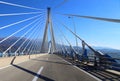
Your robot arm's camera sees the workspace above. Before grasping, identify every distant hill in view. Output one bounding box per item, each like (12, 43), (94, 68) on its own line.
(0, 37), (42, 53)
(93, 47), (120, 58)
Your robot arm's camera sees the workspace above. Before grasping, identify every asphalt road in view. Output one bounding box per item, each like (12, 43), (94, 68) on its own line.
(0, 54), (100, 81)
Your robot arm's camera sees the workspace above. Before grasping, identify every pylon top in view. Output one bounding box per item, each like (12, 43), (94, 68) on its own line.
(47, 7), (51, 11)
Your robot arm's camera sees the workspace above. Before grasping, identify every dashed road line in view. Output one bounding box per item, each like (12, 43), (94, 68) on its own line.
(32, 66), (44, 81)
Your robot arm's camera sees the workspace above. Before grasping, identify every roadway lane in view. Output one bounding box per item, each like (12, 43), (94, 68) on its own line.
(0, 54), (100, 81)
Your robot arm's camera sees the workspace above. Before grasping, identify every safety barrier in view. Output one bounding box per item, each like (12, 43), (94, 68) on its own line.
(0, 54), (46, 68)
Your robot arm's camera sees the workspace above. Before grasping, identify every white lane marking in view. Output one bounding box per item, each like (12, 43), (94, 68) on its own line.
(62, 59), (102, 81)
(32, 66), (44, 81)
(62, 59), (72, 65)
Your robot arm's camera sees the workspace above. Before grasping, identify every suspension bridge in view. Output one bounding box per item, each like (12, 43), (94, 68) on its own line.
(0, 0), (120, 81)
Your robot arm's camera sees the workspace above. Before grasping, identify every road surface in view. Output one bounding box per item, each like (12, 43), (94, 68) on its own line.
(0, 54), (100, 81)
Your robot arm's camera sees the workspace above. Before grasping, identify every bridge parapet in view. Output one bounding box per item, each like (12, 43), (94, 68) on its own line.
(0, 54), (46, 68)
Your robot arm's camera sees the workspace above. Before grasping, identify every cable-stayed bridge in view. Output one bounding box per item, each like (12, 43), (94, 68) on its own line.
(0, 1), (120, 81)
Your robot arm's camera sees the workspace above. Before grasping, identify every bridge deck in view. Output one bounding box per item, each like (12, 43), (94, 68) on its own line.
(0, 54), (100, 81)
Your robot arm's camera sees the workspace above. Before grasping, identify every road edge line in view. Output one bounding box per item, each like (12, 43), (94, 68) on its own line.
(62, 59), (102, 81)
(0, 59), (30, 70)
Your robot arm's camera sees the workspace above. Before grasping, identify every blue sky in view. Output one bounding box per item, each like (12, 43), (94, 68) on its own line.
(0, 0), (120, 49)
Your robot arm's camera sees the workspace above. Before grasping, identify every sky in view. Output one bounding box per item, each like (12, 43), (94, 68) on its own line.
(0, 0), (120, 49)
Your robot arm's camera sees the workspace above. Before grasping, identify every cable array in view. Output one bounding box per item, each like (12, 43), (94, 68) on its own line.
(0, 1), (46, 57)
(0, 1), (43, 10)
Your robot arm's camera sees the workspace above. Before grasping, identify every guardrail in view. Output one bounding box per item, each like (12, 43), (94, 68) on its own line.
(56, 51), (120, 71)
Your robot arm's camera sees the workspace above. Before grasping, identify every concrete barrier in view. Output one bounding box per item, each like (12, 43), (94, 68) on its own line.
(13, 55), (29, 64)
(0, 57), (14, 68)
(0, 54), (47, 68)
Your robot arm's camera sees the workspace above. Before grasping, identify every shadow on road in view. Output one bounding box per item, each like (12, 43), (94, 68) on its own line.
(11, 64), (54, 81)
(10, 56), (16, 64)
(32, 59), (71, 66)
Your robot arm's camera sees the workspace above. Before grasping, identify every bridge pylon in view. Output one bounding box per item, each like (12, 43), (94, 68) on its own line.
(40, 8), (56, 54)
